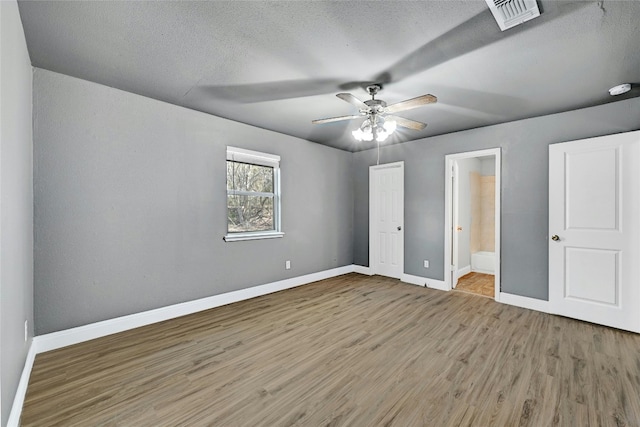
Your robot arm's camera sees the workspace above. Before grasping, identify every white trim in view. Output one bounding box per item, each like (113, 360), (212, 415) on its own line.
(353, 265), (374, 275)
(444, 148), (501, 300)
(472, 268), (495, 275)
(401, 273), (426, 286)
(425, 278), (449, 291)
(452, 160), (460, 288)
(226, 145), (282, 240)
(457, 265), (471, 278)
(226, 145), (280, 167)
(34, 265), (354, 354)
(7, 341), (37, 427)
(223, 231), (284, 242)
(498, 292), (549, 313)
(493, 151), (502, 300)
(401, 273), (448, 291)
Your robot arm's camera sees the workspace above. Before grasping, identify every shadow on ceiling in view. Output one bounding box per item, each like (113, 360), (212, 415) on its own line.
(191, 1), (590, 105)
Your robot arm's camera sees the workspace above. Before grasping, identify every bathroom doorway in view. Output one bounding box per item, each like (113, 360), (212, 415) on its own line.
(444, 148), (501, 299)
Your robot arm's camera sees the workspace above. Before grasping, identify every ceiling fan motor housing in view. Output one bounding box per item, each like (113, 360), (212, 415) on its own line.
(363, 99), (387, 114)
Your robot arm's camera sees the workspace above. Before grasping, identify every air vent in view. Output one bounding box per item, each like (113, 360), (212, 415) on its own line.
(485, 0), (541, 31)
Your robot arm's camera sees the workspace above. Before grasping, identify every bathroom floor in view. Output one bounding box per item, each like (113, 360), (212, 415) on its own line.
(455, 272), (495, 298)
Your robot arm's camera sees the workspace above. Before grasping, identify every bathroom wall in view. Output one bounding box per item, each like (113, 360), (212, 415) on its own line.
(480, 157), (495, 176)
(470, 157), (496, 254)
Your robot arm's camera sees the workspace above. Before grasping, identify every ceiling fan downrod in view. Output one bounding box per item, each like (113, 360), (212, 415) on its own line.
(366, 84), (381, 99)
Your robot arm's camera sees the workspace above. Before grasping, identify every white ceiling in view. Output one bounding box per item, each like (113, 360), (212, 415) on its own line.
(17, 0), (640, 151)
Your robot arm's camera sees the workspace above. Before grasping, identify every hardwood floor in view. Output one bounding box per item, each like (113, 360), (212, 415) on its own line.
(455, 272), (495, 298)
(22, 273), (640, 426)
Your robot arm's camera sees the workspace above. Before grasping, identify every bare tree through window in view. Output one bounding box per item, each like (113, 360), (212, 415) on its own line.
(227, 161), (275, 233)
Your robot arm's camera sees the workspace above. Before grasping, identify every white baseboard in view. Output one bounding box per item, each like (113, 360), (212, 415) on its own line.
(425, 277), (448, 291)
(353, 265), (373, 275)
(472, 268), (495, 275)
(401, 273), (426, 286)
(401, 273), (448, 291)
(457, 265), (471, 277)
(7, 340), (37, 427)
(34, 265), (355, 354)
(498, 292), (549, 313)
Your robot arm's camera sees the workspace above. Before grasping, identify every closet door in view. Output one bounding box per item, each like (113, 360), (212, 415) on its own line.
(549, 131), (640, 333)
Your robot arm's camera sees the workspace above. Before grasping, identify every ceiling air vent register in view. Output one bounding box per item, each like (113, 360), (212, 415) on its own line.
(485, 0), (541, 31)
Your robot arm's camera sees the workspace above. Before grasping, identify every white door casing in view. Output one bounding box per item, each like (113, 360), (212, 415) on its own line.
(452, 161), (459, 288)
(444, 148), (501, 299)
(549, 131), (640, 333)
(370, 162), (404, 279)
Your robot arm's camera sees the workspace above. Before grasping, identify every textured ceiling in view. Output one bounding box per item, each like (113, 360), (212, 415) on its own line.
(17, 0), (640, 152)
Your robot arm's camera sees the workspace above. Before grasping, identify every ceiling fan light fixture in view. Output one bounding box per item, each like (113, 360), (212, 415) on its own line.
(353, 116), (395, 143)
(376, 129), (390, 142)
(352, 128), (365, 141)
(383, 119), (397, 133)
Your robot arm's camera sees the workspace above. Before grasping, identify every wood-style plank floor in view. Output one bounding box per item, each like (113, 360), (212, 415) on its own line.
(455, 272), (495, 298)
(22, 273), (640, 426)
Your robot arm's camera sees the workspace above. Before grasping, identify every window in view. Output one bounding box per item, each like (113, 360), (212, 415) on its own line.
(224, 146), (283, 242)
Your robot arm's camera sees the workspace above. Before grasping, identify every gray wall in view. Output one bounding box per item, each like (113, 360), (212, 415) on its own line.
(353, 98), (640, 300)
(33, 69), (353, 335)
(0, 1), (34, 425)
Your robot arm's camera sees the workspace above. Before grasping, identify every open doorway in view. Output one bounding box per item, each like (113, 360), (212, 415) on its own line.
(444, 148), (501, 299)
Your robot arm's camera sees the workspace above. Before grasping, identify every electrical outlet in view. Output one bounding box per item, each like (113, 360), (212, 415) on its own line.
(423, 260), (429, 268)
(24, 320), (28, 342)
(285, 260), (291, 270)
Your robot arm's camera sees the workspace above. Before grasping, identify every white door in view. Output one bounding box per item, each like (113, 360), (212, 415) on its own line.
(451, 161), (459, 288)
(370, 162), (404, 278)
(549, 131), (640, 333)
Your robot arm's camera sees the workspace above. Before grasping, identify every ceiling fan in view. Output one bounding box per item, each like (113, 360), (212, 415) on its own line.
(312, 85), (437, 142)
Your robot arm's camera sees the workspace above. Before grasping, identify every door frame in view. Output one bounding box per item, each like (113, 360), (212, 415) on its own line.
(369, 161), (404, 278)
(444, 148), (501, 299)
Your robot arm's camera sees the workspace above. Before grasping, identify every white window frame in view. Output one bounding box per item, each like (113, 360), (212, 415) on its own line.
(224, 146), (284, 242)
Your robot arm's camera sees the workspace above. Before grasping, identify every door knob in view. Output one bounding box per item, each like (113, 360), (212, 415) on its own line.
(397, 226), (402, 231)
(551, 235), (560, 241)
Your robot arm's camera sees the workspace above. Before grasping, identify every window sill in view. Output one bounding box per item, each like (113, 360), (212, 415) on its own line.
(223, 231), (285, 242)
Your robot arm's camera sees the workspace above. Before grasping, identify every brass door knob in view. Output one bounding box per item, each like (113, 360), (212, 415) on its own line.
(551, 235), (560, 241)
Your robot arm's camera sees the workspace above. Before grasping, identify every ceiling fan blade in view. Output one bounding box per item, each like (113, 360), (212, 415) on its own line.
(385, 94), (437, 114)
(336, 93), (369, 110)
(312, 114), (362, 125)
(387, 115), (427, 131)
